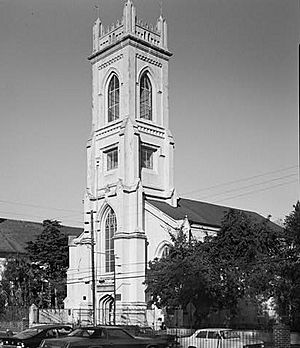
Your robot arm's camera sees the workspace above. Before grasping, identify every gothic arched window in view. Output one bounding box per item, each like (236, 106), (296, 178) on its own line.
(108, 74), (120, 122)
(140, 73), (152, 120)
(105, 208), (117, 272)
(161, 245), (170, 258)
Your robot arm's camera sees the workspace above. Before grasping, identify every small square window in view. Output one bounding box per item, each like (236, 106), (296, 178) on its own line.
(107, 148), (118, 171)
(141, 146), (155, 169)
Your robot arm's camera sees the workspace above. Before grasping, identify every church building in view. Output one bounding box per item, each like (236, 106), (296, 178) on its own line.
(65, 0), (269, 326)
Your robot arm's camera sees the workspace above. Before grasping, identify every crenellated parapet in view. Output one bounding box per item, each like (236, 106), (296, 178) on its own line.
(92, 0), (168, 54)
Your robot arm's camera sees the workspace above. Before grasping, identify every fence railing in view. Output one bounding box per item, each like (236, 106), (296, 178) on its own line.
(175, 329), (273, 348)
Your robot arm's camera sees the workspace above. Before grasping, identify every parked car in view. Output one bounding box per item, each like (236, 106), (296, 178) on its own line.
(0, 330), (14, 338)
(177, 328), (264, 348)
(118, 325), (177, 347)
(0, 331), (14, 347)
(0, 330), (14, 341)
(118, 326), (156, 337)
(2, 324), (73, 348)
(39, 326), (173, 348)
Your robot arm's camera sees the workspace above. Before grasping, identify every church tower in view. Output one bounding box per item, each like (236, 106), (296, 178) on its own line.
(67, 0), (175, 325)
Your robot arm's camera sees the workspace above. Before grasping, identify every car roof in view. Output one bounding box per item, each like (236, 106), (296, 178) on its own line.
(77, 326), (125, 329)
(28, 325), (72, 330)
(197, 328), (232, 331)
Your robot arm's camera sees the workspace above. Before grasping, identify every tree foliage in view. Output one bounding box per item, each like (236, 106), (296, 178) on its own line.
(208, 210), (281, 313)
(146, 209), (282, 326)
(1, 220), (69, 309)
(26, 219), (69, 281)
(0, 284), (8, 317)
(1, 256), (33, 307)
(273, 201), (300, 328)
(147, 230), (214, 322)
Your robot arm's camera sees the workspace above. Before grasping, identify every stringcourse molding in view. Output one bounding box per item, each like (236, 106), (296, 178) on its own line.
(98, 54), (124, 70)
(136, 53), (162, 68)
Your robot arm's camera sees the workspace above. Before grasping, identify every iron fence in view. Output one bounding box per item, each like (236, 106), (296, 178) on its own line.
(173, 329), (274, 348)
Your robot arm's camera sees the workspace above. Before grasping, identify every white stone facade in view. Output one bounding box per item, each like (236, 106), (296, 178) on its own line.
(65, 0), (178, 325)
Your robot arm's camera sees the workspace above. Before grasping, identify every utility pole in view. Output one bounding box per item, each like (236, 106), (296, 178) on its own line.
(113, 253), (116, 325)
(87, 210), (96, 325)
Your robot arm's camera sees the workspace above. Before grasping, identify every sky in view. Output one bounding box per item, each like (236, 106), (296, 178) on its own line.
(0, 0), (299, 228)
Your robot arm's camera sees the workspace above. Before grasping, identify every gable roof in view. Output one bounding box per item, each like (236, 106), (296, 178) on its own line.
(0, 218), (83, 257)
(147, 198), (278, 230)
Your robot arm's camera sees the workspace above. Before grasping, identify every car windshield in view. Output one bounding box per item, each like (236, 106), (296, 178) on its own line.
(221, 331), (240, 339)
(15, 329), (43, 339)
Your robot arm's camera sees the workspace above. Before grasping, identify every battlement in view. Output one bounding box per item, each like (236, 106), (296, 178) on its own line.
(92, 0), (168, 54)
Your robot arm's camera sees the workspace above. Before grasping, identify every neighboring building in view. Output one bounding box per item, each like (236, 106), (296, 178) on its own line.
(0, 218), (82, 279)
(65, 0), (277, 326)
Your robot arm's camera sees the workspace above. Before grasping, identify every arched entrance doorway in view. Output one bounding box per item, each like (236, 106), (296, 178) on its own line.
(99, 294), (114, 324)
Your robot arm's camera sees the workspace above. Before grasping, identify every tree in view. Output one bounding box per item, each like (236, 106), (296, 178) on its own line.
(26, 220), (69, 308)
(146, 229), (214, 325)
(0, 283), (8, 317)
(146, 209), (281, 327)
(1, 220), (69, 309)
(1, 256), (34, 307)
(273, 201), (300, 329)
(207, 210), (281, 316)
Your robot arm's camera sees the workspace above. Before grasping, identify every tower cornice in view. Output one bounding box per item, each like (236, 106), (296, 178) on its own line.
(88, 33), (172, 62)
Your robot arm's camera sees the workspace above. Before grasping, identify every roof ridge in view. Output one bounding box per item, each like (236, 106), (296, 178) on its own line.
(2, 218), (83, 229)
(180, 197), (261, 216)
(180, 197), (233, 210)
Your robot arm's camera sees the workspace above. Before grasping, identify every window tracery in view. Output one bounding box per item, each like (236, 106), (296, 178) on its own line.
(140, 73), (152, 120)
(105, 208), (117, 272)
(108, 75), (120, 122)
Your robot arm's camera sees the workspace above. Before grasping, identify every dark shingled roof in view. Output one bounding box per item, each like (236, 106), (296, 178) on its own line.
(0, 218), (83, 257)
(147, 198), (278, 229)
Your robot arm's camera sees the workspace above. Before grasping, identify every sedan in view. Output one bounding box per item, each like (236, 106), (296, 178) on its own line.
(2, 325), (73, 348)
(177, 328), (264, 348)
(39, 326), (172, 348)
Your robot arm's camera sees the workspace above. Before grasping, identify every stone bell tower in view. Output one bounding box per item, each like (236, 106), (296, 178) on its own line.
(67, 0), (175, 325)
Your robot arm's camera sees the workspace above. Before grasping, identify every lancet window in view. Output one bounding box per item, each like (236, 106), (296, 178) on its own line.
(105, 208), (117, 272)
(108, 75), (120, 122)
(140, 73), (152, 120)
